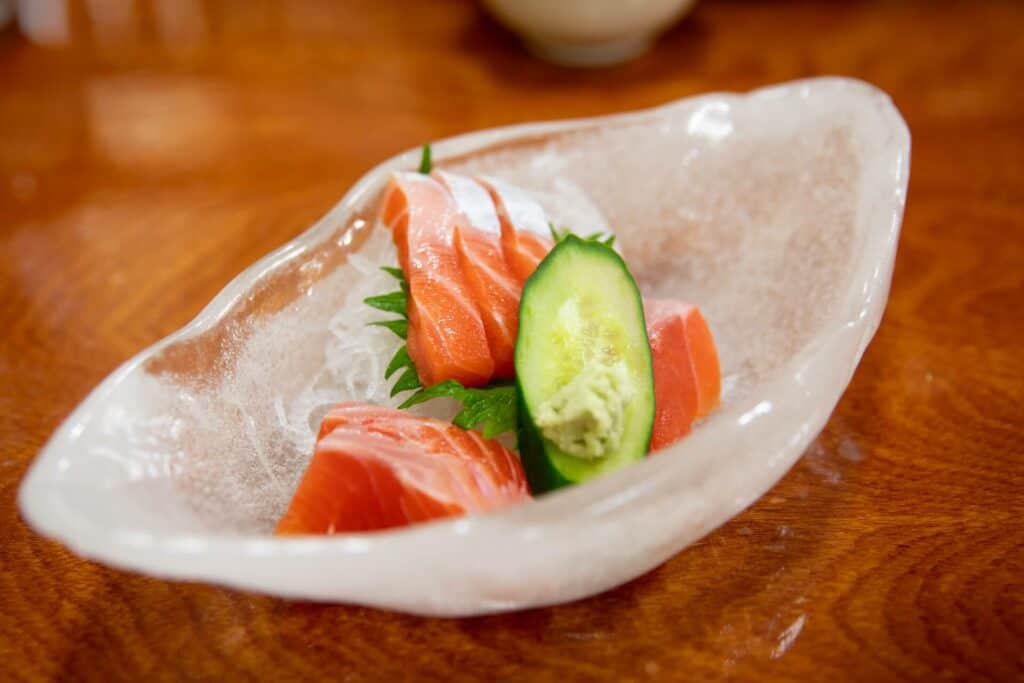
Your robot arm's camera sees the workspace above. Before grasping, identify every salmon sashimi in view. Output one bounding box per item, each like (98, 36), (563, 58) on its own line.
(433, 171), (521, 378)
(380, 172), (494, 387)
(644, 300), (722, 452)
(276, 403), (531, 535)
(477, 176), (555, 284)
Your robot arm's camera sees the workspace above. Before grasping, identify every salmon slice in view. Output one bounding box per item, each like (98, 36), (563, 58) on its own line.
(477, 176), (555, 284)
(644, 300), (722, 452)
(379, 172), (494, 387)
(433, 170), (521, 378)
(276, 403), (531, 535)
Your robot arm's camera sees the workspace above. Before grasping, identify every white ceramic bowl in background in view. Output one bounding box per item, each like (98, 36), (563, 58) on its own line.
(0, 0), (13, 31)
(19, 78), (909, 616)
(482, 0), (699, 66)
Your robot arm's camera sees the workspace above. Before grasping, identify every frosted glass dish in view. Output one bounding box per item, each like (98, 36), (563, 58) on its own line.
(19, 77), (909, 616)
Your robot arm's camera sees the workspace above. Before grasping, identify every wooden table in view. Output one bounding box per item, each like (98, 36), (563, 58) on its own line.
(2, 1), (1021, 680)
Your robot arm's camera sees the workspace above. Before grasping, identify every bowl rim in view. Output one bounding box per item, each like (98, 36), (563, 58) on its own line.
(18, 76), (910, 610)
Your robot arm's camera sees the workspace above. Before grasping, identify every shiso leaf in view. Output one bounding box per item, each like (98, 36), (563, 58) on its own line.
(364, 291), (407, 317)
(400, 380), (518, 440)
(418, 144), (432, 174)
(369, 319), (408, 339)
(381, 265), (405, 280)
(390, 367), (423, 397)
(385, 346), (415, 380)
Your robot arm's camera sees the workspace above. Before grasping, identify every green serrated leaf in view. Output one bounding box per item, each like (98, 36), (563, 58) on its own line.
(380, 265), (405, 281)
(370, 319), (408, 339)
(398, 380), (465, 409)
(602, 235), (616, 246)
(385, 346), (413, 380)
(401, 380), (517, 439)
(396, 388), (423, 409)
(390, 367), (422, 396)
(364, 291), (408, 316)
(452, 385), (518, 439)
(418, 143), (432, 174)
(378, 265), (409, 295)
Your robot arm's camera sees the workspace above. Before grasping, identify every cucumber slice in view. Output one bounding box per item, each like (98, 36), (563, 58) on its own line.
(515, 236), (655, 493)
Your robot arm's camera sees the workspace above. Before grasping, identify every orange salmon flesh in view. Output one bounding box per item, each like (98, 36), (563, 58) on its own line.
(276, 404), (530, 535)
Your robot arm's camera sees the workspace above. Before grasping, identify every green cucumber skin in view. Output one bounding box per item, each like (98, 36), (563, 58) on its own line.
(516, 388), (572, 492)
(515, 236), (655, 494)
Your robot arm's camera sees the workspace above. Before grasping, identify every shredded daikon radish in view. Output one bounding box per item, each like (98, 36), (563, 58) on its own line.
(275, 227), (462, 460)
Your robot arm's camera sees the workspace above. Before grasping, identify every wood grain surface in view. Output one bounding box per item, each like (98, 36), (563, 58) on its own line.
(2, 1), (1022, 680)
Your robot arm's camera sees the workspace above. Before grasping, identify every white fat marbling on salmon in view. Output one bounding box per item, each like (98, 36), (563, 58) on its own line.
(432, 170), (501, 235)
(477, 175), (550, 236)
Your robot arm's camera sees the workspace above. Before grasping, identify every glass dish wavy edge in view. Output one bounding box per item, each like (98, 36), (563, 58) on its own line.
(19, 77), (910, 616)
